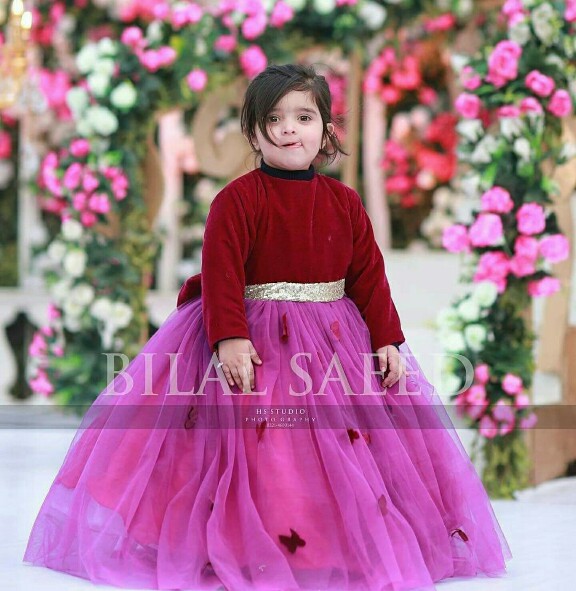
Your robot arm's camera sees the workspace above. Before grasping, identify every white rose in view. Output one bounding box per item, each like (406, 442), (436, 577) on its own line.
(439, 329), (466, 352)
(358, 1), (387, 30)
(76, 43), (99, 74)
(460, 173), (481, 197)
(532, 3), (559, 45)
(509, 21), (531, 46)
(62, 219), (84, 241)
(110, 82), (137, 110)
(0, 160), (14, 189)
(70, 283), (95, 306)
(432, 187), (453, 209)
(559, 142), (576, 161)
(456, 119), (484, 142)
(436, 0), (451, 10)
(146, 21), (163, 43)
(92, 58), (116, 77)
(63, 298), (85, 318)
(313, 0), (336, 15)
(85, 106), (119, 136)
(110, 302), (133, 329)
(47, 241), (67, 263)
(66, 87), (90, 115)
(456, 0), (473, 18)
(87, 72), (110, 98)
(544, 53), (566, 70)
(76, 119), (93, 137)
(513, 137), (532, 162)
(470, 135), (498, 164)
(464, 324), (487, 351)
(91, 298), (113, 321)
(457, 299), (481, 322)
(64, 316), (82, 333)
(440, 373), (462, 395)
(471, 281), (498, 307)
(63, 250), (87, 278)
(50, 279), (71, 303)
(284, 0), (307, 9)
(500, 117), (525, 140)
(436, 307), (462, 330)
(97, 38), (117, 57)
(450, 54), (469, 75)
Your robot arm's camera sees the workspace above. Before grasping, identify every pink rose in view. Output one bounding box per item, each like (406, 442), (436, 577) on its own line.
(516, 202), (546, 235)
(497, 105), (521, 118)
(419, 87), (437, 106)
(486, 40), (522, 88)
(461, 66), (482, 91)
(171, 3), (203, 28)
(29, 370), (54, 397)
(80, 210), (97, 227)
(547, 90), (573, 117)
(140, 50), (162, 72)
(121, 26), (145, 50)
(0, 130), (12, 158)
(525, 70), (555, 97)
(481, 186), (514, 213)
(509, 255), (536, 277)
(455, 93), (482, 119)
(468, 214), (504, 247)
(519, 412), (538, 429)
(214, 35), (237, 54)
(63, 163), (83, 191)
(514, 235), (539, 259)
(566, 0), (576, 22)
(474, 251), (510, 293)
(270, 1), (294, 27)
(467, 400), (489, 420)
(242, 14), (267, 40)
(493, 399), (515, 423)
(28, 333), (47, 357)
(82, 171), (99, 193)
(47, 303), (61, 320)
(467, 384), (487, 405)
(520, 97), (544, 115)
(70, 138), (90, 158)
(240, 45), (267, 79)
(539, 234), (570, 263)
(442, 224), (469, 253)
(88, 192), (111, 214)
(157, 46), (177, 67)
(186, 68), (208, 92)
(527, 277), (561, 297)
(72, 191), (88, 211)
(479, 414), (499, 438)
(502, 373), (523, 395)
(515, 393), (530, 409)
(475, 364), (490, 384)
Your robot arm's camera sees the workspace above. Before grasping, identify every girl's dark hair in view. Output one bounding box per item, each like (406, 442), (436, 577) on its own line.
(240, 63), (347, 166)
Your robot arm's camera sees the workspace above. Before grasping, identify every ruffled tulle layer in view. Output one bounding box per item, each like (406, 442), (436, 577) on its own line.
(23, 295), (511, 590)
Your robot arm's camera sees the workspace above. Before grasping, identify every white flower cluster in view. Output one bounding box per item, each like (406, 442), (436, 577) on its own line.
(436, 281), (498, 354)
(90, 298), (133, 350)
(421, 186), (465, 248)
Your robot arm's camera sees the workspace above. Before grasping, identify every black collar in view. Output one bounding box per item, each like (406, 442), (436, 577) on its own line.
(260, 160), (315, 181)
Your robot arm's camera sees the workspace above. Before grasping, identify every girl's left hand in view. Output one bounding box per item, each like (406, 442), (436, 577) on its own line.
(375, 345), (405, 388)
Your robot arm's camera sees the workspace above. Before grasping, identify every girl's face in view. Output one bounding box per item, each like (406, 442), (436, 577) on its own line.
(252, 90), (333, 171)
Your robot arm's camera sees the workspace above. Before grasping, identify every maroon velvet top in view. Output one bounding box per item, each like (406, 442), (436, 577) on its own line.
(177, 161), (405, 353)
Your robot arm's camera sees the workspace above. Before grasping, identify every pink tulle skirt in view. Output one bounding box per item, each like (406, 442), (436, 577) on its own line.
(23, 295), (512, 590)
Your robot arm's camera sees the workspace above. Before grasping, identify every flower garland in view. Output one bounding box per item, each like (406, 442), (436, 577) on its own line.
(438, 0), (576, 497)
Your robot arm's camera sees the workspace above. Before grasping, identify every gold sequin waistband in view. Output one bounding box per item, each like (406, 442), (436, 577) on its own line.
(244, 279), (345, 302)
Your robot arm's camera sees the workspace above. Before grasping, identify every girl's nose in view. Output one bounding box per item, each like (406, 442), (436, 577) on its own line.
(282, 121), (296, 134)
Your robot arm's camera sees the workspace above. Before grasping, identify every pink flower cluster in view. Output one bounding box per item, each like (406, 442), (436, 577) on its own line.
(215, 0), (294, 39)
(239, 45), (268, 79)
(119, 0), (203, 28)
(455, 364), (537, 436)
(38, 140), (129, 227)
(38, 68), (73, 121)
(121, 27), (177, 72)
(486, 41), (522, 88)
(442, 187), (569, 295)
(364, 45), (437, 107)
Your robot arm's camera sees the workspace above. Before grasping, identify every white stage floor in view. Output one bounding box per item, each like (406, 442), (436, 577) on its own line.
(3, 428), (576, 591)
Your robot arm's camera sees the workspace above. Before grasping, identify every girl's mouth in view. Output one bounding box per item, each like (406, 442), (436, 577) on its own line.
(283, 142), (302, 148)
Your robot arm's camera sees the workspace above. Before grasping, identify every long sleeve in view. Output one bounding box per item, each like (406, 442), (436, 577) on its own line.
(345, 190), (405, 352)
(201, 186), (253, 352)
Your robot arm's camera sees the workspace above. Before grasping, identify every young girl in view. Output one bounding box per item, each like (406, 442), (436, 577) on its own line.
(24, 64), (511, 591)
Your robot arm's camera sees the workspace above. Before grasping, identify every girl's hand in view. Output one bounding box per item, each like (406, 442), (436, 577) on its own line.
(216, 338), (263, 393)
(375, 345), (405, 388)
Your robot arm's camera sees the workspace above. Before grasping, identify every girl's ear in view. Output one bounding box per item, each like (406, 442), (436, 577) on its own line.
(327, 122), (335, 135)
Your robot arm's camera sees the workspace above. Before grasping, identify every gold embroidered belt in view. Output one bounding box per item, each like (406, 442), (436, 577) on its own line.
(244, 279), (345, 302)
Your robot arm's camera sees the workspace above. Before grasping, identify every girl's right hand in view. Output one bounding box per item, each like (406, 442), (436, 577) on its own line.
(216, 338), (263, 393)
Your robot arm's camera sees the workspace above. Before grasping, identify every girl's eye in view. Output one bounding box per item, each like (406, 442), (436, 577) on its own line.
(268, 116), (279, 122)
(299, 115), (311, 121)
